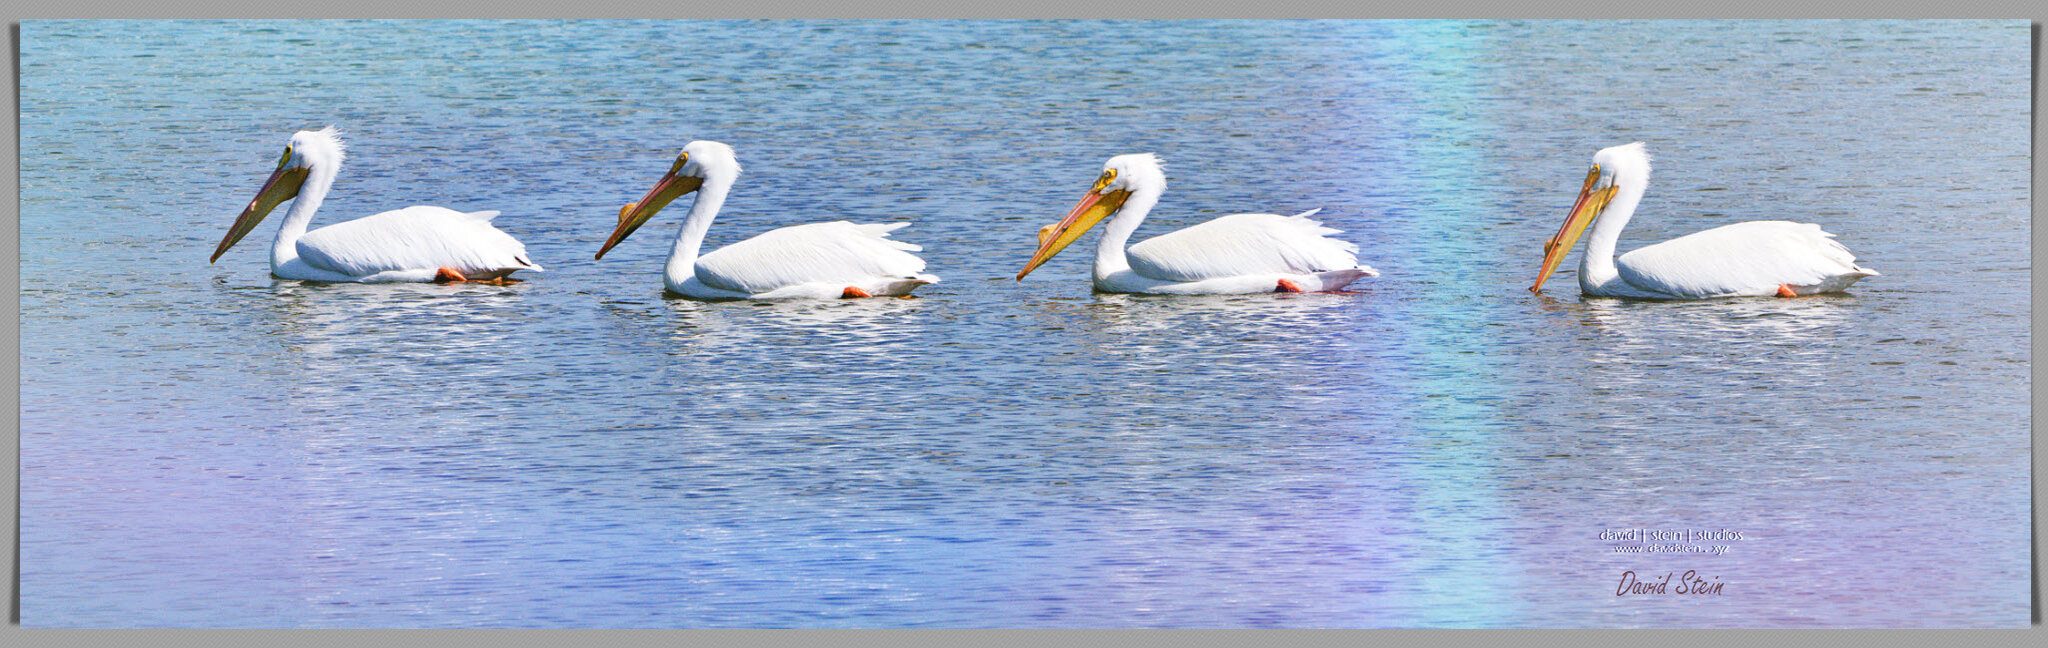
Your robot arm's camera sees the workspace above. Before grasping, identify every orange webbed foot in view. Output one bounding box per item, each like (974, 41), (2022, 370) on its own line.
(1275, 278), (1305, 293)
(433, 267), (468, 283)
(841, 286), (873, 299)
(1776, 284), (1798, 298)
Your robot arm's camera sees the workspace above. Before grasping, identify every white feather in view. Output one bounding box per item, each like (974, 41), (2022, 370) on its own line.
(1616, 221), (1877, 298)
(693, 221), (931, 295)
(295, 206), (540, 279)
(1127, 210), (1361, 282)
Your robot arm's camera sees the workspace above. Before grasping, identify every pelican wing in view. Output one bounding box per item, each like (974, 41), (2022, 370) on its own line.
(1126, 210), (1360, 282)
(1616, 221), (1876, 298)
(694, 221), (929, 294)
(296, 206), (539, 278)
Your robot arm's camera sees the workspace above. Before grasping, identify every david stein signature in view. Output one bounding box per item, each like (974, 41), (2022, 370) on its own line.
(1616, 570), (1724, 596)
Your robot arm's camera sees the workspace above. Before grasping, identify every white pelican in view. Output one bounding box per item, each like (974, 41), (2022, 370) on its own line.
(595, 140), (939, 300)
(1015, 153), (1378, 295)
(1532, 142), (1878, 299)
(211, 127), (542, 283)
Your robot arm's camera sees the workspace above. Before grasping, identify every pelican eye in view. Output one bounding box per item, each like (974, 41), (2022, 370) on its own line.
(670, 152), (689, 175)
(1094, 168), (1118, 192)
(277, 146), (292, 168)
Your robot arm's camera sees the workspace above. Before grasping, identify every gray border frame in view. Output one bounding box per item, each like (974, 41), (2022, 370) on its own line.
(2, 4), (2040, 646)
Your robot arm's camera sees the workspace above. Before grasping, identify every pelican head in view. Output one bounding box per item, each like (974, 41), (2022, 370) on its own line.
(597, 140), (741, 260)
(212, 126), (346, 263)
(1016, 153), (1165, 281)
(1531, 142), (1651, 293)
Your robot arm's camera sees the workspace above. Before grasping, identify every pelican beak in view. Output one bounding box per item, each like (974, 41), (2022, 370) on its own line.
(1015, 183), (1131, 281)
(212, 164), (308, 263)
(1531, 165), (1617, 293)
(596, 170), (703, 260)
